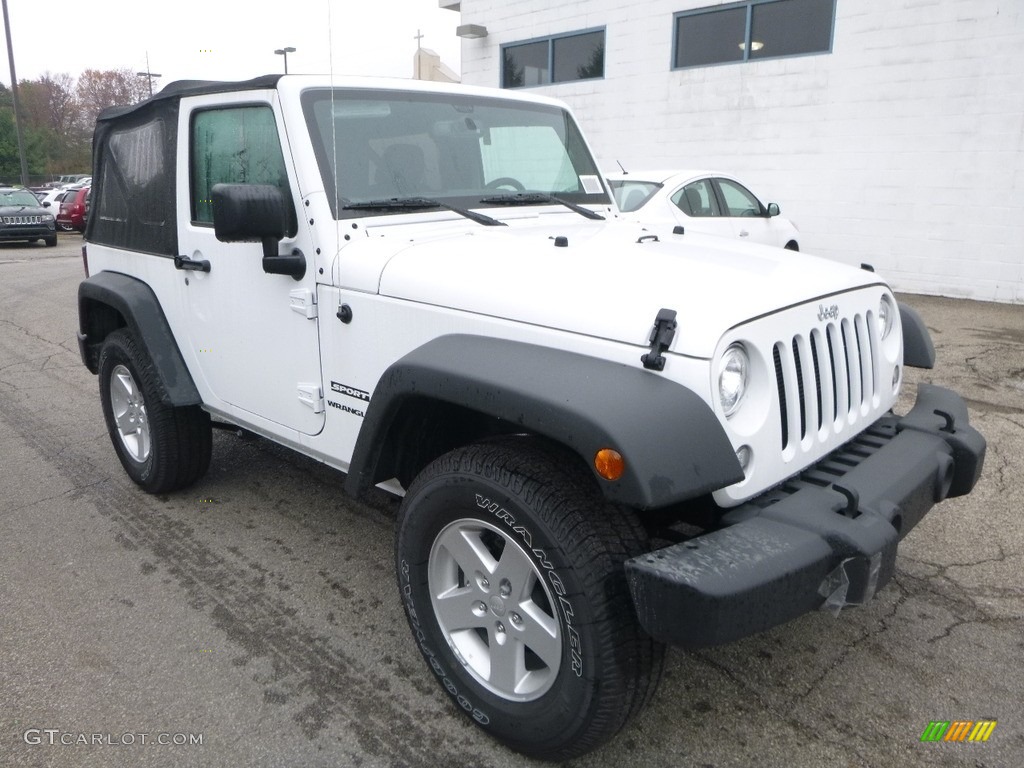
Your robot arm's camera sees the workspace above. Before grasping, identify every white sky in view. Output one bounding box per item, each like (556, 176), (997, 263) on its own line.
(1, 0), (462, 89)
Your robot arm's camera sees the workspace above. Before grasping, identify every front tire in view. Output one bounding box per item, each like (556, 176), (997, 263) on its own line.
(98, 329), (212, 493)
(395, 439), (664, 760)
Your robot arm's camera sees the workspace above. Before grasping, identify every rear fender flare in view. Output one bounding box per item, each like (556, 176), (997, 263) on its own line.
(78, 271), (201, 406)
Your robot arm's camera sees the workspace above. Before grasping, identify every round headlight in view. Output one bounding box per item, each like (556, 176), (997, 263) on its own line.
(719, 343), (749, 417)
(878, 295), (895, 340)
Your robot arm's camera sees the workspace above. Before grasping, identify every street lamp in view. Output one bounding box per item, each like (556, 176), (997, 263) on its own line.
(274, 47), (296, 74)
(1, 0), (29, 186)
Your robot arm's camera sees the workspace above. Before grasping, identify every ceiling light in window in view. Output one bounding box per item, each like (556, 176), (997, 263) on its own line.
(738, 40), (765, 51)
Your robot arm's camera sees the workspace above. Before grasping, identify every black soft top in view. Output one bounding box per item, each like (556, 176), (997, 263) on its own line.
(96, 74), (283, 123)
(87, 75), (283, 255)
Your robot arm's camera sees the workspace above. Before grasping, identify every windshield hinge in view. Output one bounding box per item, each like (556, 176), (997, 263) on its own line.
(641, 308), (677, 371)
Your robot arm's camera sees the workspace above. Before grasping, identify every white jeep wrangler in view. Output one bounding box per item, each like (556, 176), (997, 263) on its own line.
(77, 75), (985, 760)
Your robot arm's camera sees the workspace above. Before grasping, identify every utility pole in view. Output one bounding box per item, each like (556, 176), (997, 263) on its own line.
(1, 0), (29, 186)
(136, 52), (161, 97)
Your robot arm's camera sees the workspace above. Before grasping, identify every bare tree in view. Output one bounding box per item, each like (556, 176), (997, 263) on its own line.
(75, 68), (150, 132)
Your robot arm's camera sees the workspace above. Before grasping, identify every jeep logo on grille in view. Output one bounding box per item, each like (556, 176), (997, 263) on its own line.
(817, 303), (839, 322)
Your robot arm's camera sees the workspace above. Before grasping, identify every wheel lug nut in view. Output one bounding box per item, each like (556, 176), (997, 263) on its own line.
(496, 622), (505, 633)
(480, 578), (489, 589)
(511, 613), (521, 626)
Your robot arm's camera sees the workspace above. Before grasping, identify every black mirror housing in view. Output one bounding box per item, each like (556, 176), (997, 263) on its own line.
(211, 183), (306, 280)
(212, 183), (289, 243)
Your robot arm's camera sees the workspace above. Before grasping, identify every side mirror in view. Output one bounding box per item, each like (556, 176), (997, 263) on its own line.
(767, 202), (780, 217)
(211, 183), (305, 280)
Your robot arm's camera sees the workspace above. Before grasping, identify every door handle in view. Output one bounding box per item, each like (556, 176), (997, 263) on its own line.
(174, 255), (211, 272)
(738, 230), (749, 237)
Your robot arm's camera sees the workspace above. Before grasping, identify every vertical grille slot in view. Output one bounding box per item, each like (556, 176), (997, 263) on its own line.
(791, 338), (807, 439)
(774, 344), (789, 450)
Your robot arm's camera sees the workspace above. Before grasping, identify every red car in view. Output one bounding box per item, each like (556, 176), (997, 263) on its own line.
(56, 186), (90, 232)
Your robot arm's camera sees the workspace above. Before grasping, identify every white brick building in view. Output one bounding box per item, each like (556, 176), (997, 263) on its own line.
(444, 0), (1024, 303)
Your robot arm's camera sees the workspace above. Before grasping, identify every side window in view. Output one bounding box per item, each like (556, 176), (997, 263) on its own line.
(671, 179), (720, 217)
(191, 105), (292, 225)
(716, 179), (763, 217)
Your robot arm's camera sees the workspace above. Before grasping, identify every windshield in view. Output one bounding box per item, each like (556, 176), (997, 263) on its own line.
(1, 189), (42, 207)
(301, 88), (610, 219)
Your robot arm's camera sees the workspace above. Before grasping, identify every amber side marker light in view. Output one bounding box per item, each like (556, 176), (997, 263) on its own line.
(594, 448), (625, 481)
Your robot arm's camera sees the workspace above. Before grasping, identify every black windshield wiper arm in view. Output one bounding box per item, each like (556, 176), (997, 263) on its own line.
(343, 197), (506, 227)
(479, 193), (605, 221)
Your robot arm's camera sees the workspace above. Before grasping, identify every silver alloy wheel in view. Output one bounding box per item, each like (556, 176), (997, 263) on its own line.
(109, 364), (151, 463)
(428, 518), (562, 701)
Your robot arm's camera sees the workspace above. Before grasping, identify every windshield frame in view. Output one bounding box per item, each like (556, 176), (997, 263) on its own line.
(300, 87), (611, 220)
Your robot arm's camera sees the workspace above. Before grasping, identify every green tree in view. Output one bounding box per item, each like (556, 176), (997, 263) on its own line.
(0, 83), (47, 180)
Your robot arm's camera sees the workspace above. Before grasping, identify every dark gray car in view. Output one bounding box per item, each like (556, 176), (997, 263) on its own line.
(0, 187), (58, 246)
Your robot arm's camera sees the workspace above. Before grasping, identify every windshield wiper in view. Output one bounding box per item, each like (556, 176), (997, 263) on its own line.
(479, 192), (605, 221)
(342, 197), (506, 227)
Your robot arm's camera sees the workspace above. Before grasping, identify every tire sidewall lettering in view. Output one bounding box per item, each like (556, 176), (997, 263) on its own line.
(473, 493), (583, 678)
(399, 558), (491, 726)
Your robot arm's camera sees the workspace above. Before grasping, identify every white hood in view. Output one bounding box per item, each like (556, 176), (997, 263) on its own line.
(338, 217), (882, 359)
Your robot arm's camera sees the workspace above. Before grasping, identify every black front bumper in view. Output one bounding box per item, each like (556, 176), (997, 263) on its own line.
(0, 225), (55, 241)
(625, 383), (986, 649)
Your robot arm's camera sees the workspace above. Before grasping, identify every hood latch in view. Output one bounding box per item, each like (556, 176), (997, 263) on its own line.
(641, 308), (677, 371)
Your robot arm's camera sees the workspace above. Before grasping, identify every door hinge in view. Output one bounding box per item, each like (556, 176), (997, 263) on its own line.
(297, 384), (324, 413)
(289, 288), (318, 319)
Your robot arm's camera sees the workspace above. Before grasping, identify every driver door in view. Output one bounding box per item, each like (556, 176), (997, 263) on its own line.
(174, 92), (325, 436)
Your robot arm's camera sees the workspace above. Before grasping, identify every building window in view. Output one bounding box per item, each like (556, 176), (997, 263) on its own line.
(502, 29), (605, 88)
(673, 0), (834, 69)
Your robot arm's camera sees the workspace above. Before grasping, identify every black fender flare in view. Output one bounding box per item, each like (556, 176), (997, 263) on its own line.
(344, 335), (742, 510)
(898, 302), (935, 369)
(78, 272), (201, 406)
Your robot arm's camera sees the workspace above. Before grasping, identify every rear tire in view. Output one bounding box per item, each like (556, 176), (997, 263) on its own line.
(395, 438), (664, 760)
(98, 329), (212, 493)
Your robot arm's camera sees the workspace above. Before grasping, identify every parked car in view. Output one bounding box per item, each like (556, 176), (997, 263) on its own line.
(56, 185), (90, 232)
(607, 170), (801, 250)
(38, 186), (70, 213)
(0, 186), (57, 246)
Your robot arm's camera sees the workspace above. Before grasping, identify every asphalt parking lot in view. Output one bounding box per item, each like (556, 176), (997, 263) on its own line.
(1, 234), (1021, 767)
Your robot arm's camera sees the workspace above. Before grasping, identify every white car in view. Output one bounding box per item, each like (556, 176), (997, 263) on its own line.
(608, 169), (801, 250)
(38, 186), (71, 214)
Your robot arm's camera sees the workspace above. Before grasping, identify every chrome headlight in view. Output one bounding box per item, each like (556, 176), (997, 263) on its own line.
(878, 294), (895, 340)
(719, 343), (749, 417)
